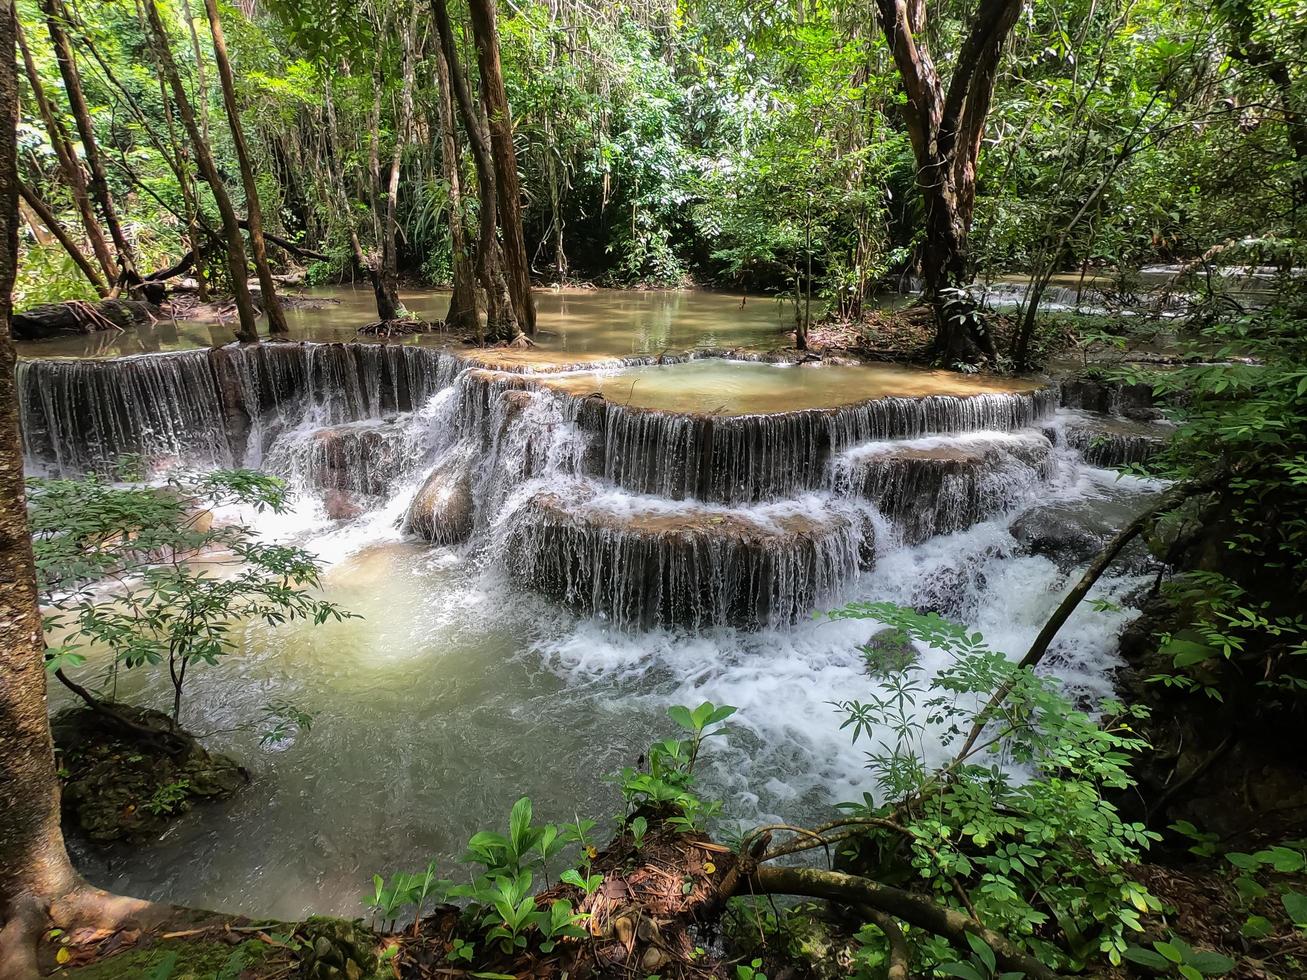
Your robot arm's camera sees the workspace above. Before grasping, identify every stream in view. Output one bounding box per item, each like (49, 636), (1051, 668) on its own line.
(19, 287), (1163, 921)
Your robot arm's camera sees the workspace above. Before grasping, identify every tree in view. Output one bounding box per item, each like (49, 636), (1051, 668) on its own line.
(873, 0), (1022, 362)
(37, 0), (137, 286)
(467, 0), (536, 336)
(432, 0), (523, 343)
(142, 0), (261, 343)
(203, 0), (290, 336)
(435, 37), (481, 331)
(14, 17), (115, 290)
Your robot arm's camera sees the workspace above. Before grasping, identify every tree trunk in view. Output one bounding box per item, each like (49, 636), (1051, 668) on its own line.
(431, 0), (521, 344)
(143, 0), (260, 342)
(377, 6), (419, 325)
(434, 40), (481, 332)
(873, 0), (1020, 364)
(0, 0), (81, 958)
(15, 18), (115, 286)
(362, 76), (400, 322)
(467, 0), (536, 336)
(203, 0), (288, 336)
(38, 0), (136, 282)
(18, 180), (108, 295)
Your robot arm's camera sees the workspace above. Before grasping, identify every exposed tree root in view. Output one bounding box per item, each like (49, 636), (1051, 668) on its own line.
(357, 317), (442, 337)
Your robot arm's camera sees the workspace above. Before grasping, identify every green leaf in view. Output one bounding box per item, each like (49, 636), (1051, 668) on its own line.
(936, 964), (985, 980)
(1123, 946), (1171, 969)
(1241, 915), (1273, 939)
(964, 933), (997, 974)
(1187, 950), (1236, 974)
(1282, 890), (1307, 926)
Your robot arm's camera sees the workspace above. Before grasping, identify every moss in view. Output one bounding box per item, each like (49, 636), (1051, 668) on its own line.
(56, 938), (278, 979)
(52, 705), (248, 844)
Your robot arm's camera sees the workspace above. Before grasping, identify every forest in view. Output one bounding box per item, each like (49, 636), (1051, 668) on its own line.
(0, 0), (1305, 978)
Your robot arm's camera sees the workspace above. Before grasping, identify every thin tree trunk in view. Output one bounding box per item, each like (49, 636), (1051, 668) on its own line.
(378, 5), (419, 324)
(434, 40), (480, 331)
(202, 0), (288, 336)
(431, 0), (520, 343)
(323, 78), (373, 289)
(142, 0), (259, 342)
(38, 0), (136, 282)
(0, 1), (82, 964)
(18, 180), (108, 294)
(15, 17), (115, 285)
(467, 0), (535, 335)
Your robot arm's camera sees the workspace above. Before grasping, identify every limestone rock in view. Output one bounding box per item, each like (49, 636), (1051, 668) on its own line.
(406, 446), (475, 544)
(1059, 410), (1172, 467)
(1009, 492), (1159, 572)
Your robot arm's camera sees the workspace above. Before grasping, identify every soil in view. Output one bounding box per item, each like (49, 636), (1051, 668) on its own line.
(52, 704), (249, 844)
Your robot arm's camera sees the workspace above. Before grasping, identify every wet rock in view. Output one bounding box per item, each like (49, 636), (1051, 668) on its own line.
(861, 628), (918, 676)
(507, 480), (871, 630)
(1060, 410), (1172, 467)
(839, 431), (1054, 543)
(304, 419), (406, 494)
(323, 489), (365, 521)
(406, 446), (475, 544)
(11, 298), (157, 341)
(1059, 377), (1161, 421)
(52, 705), (248, 844)
(1009, 491), (1160, 572)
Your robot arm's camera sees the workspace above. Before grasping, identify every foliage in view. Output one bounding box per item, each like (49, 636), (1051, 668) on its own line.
(30, 468), (352, 729)
(824, 602), (1161, 972)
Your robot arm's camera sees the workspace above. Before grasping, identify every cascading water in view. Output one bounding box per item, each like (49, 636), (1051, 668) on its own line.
(24, 342), (1170, 919)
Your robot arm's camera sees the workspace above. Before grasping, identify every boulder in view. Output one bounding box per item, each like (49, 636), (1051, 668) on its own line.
(1009, 492), (1160, 571)
(861, 628), (918, 676)
(405, 446), (475, 544)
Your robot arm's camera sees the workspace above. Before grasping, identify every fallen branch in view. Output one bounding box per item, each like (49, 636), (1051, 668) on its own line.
(236, 220), (331, 262)
(744, 865), (1059, 980)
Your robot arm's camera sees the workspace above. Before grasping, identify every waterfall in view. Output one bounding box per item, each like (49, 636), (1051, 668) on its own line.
(18, 342), (459, 476)
(504, 481), (874, 630)
(20, 344), (1106, 632)
(832, 431), (1055, 544)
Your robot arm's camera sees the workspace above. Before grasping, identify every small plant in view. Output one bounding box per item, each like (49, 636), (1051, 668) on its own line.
(560, 868), (604, 897)
(735, 957), (768, 980)
(144, 779), (191, 816)
(629, 815), (648, 849)
(446, 937), (475, 963)
(1123, 935), (1235, 978)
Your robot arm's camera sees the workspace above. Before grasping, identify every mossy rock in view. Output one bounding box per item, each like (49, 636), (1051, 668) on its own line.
(295, 918), (379, 980)
(783, 912), (859, 980)
(52, 705), (249, 844)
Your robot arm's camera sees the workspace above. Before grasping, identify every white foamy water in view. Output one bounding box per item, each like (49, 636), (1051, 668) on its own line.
(55, 372), (1161, 921)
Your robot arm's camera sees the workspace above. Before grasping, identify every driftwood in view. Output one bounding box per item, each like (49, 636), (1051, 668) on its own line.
(10, 298), (156, 340)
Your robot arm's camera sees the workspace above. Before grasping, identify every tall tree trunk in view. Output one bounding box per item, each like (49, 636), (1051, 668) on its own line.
(202, 0), (288, 336)
(467, 0), (536, 335)
(363, 79), (400, 322)
(18, 180), (108, 294)
(431, 0), (520, 344)
(0, 0), (81, 961)
(15, 18), (115, 285)
(434, 40), (480, 331)
(143, 0), (259, 342)
(377, 5), (419, 324)
(873, 0), (1020, 364)
(38, 0), (136, 283)
(322, 77), (372, 292)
